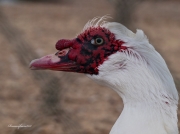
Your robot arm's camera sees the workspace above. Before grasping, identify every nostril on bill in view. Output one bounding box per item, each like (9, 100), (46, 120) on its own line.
(55, 48), (70, 57)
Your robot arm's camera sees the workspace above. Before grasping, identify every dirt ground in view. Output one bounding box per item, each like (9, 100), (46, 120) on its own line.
(0, 0), (180, 134)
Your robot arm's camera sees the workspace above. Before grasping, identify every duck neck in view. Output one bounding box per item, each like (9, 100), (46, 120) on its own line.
(109, 85), (178, 134)
(90, 52), (179, 134)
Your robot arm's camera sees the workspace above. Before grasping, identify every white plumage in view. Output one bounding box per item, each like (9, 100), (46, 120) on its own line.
(88, 19), (178, 134)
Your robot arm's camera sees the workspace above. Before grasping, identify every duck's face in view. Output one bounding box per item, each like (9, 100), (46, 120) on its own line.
(30, 27), (126, 75)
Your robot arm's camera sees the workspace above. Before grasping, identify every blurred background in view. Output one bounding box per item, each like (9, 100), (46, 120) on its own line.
(0, 0), (180, 134)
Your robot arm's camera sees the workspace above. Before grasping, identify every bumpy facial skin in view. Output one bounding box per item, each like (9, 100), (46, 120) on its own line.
(30, 27), (126, 74)
(56, 27), (126, 75)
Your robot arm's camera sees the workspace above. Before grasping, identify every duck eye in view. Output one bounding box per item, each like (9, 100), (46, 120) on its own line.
(95, 38), (104, 45)
(91, 38), (104, 45)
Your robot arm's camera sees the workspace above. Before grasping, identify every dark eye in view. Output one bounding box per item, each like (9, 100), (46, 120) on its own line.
(91, 38), (104, 45)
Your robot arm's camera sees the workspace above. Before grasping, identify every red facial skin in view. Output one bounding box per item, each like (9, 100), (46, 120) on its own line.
(55, 27), (126, 75)
(30, 27), (126, 75)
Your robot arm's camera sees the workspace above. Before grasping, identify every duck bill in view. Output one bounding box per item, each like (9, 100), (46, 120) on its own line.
(29, 53), (78, 72)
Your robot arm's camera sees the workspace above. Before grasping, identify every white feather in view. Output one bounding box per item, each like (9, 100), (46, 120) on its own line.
(85, 17), (178, 134)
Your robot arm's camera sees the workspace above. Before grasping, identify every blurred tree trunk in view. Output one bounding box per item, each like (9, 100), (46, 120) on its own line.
(17, 0), (62, 3)
(114, 0), (143, 31)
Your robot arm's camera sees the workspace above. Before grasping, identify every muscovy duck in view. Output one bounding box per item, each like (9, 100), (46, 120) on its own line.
(30, 17), (179, 134)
